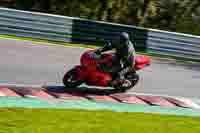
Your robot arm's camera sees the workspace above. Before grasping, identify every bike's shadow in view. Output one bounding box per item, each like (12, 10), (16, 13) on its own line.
(43, 85), (124, 95)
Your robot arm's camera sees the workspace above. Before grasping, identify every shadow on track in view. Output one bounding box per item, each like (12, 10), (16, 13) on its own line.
(43, 85), (125, 96)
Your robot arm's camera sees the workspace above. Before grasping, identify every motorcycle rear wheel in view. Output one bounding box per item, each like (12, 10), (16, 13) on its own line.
(113, 73), (139, 92)
(63, 68), (83, 88)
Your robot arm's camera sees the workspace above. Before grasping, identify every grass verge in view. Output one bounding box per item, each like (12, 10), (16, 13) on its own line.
(0, 108), (199, 133)
(0, 34), (98, 49)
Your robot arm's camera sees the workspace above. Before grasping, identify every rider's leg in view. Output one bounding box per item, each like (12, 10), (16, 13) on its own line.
(106, 55), (122, 87)
(111, 55), (123, 80)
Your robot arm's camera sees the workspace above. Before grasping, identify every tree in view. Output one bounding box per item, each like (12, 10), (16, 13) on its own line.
(1, 0), (200, 35)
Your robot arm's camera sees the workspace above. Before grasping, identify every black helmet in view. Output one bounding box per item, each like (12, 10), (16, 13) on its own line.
(119, 32), (130, 42)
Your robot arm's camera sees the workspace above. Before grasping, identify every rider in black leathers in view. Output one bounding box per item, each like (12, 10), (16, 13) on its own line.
(95, 32), (136, 83)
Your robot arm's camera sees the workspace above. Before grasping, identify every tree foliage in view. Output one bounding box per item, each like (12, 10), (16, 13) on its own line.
(1, 0), (200, 35)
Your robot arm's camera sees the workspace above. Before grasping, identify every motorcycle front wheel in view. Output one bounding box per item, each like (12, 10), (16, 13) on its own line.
(63, 68), (83, 88)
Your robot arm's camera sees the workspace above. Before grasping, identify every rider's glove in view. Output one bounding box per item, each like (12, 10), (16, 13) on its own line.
(95, 49), (101, 55)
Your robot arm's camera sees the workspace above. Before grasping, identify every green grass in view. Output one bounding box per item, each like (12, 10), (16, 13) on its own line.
(0, 108), (199, 133)
(0, 34), (98, 49)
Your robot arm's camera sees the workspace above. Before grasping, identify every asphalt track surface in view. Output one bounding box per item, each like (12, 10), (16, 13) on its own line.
(0, 38), (200, 98)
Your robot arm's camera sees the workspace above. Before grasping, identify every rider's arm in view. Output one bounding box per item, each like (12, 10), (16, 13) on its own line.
(96, 41), (112, 53)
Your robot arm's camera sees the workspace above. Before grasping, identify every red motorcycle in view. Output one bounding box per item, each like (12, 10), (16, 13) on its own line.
(63, 49), (150, 91)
